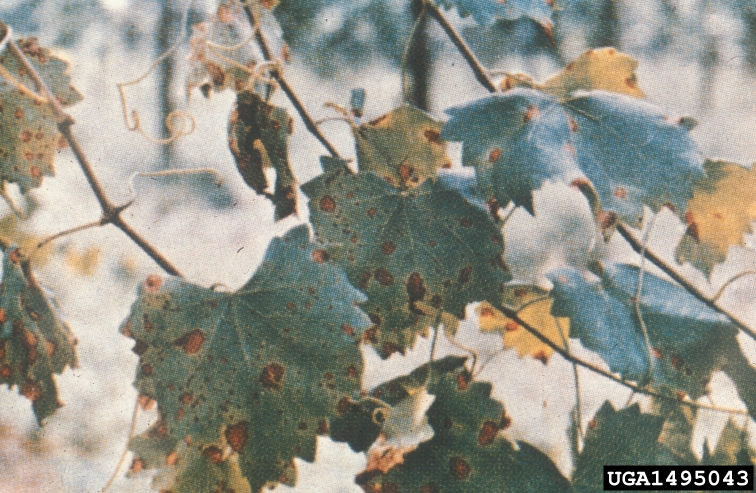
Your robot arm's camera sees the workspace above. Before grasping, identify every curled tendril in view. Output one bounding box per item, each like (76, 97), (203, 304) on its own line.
(116, 0), (196, 145)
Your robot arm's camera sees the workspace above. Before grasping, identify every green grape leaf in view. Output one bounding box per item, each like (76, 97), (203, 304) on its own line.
(548, 264), (737, 399)
(573, 402), (667, 491)
(442, 51), (704, 223)
(675, 159), (756, 276)
(0, 38), (82, 193)
(358, 361), (570, 492)
(301, 165), (510, 357)
(350, 88), (366, 118)
(187, 2), (260, 97)
(228, 90), (297, 221)
(701, 419), (754, 467)
(437, 0), (555, 29)
(120, 225), (370, 492)
(354, 105), (450, 188)
(0, 247), (78, 423)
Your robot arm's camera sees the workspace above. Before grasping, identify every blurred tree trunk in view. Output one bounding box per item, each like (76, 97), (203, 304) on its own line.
(405, 0), (431, 111)
(594, 0), (620, 48)
(156, 0), (182, 168)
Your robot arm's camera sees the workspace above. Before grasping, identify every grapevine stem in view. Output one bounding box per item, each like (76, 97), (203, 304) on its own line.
(555, 317), (584, 440)
(35, 220), (104, 250)
(241, 2), (344, 161)
(1, 23), (184, 277)
(634, 215), (659, 385)
(492, 301), (747, 416)
(617, 223), (756, 342)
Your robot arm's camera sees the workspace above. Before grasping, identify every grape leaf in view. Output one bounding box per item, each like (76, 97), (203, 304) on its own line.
(354, 105), (450, 189)
(442, 89), (584, 214)
(675, 159), (756, 276)
(477, 285), (568, 362)
(120, 225), (370, 492)
(542, 47), (645, 100)
(130, 428), (253, 493)
(437, 0), (555, 29)
(442, 59), (703, 222)
(701, 419), (754, 467)
(0, 247), (77, 424)
(0, 38), (82, 193)
(350, 88), (366, 118)
(228, 90), (297, 221)
(301, 164), (510, 357)
(573, 402), (667, 492)
(358, 362), (570, 492)
(547, 263), (737, 398)
(437, 167), (498, 215)
(186, 1), (273, 97)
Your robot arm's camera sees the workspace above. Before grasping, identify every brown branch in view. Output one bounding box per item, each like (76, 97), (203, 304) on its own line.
(494, 302), (748, 417)
(241, 4), (343, 160)
(2, 26), (183, 277)
(424, 1), (499, 93)
(617, 222), (756, 342)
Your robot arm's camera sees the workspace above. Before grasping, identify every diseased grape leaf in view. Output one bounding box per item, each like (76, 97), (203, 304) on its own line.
(354, 105), (450, 189)
(442, 89), (584, 214)
(301, 164), (510, 357)
(228, 90), (297, 221)
(542, 47), (645, 100)
(701, 419), (754, 467)
(573, 402), (667, 492)
(653, 400), (699, 466)
(547, 263), (737, 398)
(675, 159), (756, 276)
(477, 285), (568, 362)
(0, 38), (82, 193)
(442, 51), (703, 223)
(0, 247), (77, 423)
(437, 167), (498, 215)
(358, 360), (570, 492)
(120, 225), (370, 492)
(437, 0), (555, 29)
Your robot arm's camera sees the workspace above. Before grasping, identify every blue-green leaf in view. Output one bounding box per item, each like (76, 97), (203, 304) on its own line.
(121, 225), (370, 492)
(547, 264), (736, 398)
(442, 88), (704, 223)
(437, 0), (555, 28)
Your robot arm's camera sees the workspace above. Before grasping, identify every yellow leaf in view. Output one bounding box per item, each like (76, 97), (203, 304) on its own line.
(354, 105), (450, 188)
(676, 160), (756, 275)
(542, 48), (645, 100)
(477, 286), (567, 362)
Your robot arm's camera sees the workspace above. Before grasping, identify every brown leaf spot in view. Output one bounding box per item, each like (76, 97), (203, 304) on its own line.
(613, 187), (627, 200)
(14, 108), (23, 120)
(342, 324), (355, 337)
(449, 456), (471, 480)
(346, 365), (358, 378)
(144, 274), (162, 293)
(458, 265), (472, 284)
(130, 458), (145, 473)
(225, 421), (249, 452)
(488, 147), (502, 163)
(0, 309), (6, 325)
(319, 196), (336, 213)
(398, 163), (414, 183)
(367, 208), (377, 218)
(406, 272), (426, 301)
(0, 364), (12, 380)
(424, 129), (443, 144)
(457, 371), (471, 391)
(132, 340), (148, 356)
(598, 211), (617, 229)
(533, 350), (549, 365)
(138, 394), (156, 411)
(312, 249), (330, 263)
(165, 451), (179, 466)
(420, 484), (441, 493)
(478, 420), (500, 446)
(675, 391), (687, 401)
(177, 408), (185, 421)
(671, 355), (683, 369)
(652, 348), (663, 360)
(8, 249), (20, 264)
(523, 105), (541, 123)
(180, 392), (193, 405)
(141, 363), (154, 376)
(174, 329), (206, 355)
(317, 420), (329, 435)
(380, 241), (396, 256)
(337, 396), (352, 414)
(625, 77), (638, 89)
(459, 217), (473, 228)
(202, 445), (224, 464)
(20, 130), (32, 142)
(588, 419), (597, 430)
(22, 381), (41, 402)
(143, 315), (153, 332)
(374, 268), (395, 286)
(260, 362), (285, 390)
(505, 321), (519, 333)
(569, 118), (579, 133)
